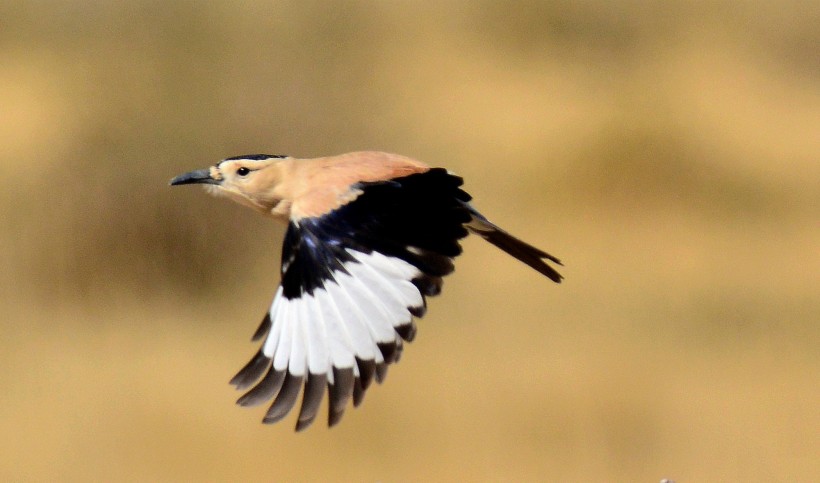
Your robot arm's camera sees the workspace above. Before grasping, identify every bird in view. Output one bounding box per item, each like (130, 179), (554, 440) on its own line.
(170, 151), (562, 431)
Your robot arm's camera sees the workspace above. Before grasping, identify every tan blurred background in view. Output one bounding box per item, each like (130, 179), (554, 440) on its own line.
(1, 1), (818, 481)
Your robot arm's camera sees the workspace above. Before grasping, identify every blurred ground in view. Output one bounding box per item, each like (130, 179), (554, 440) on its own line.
(1, 1), (818, 481)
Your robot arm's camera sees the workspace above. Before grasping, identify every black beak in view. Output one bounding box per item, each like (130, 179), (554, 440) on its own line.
(170, 168), (220, 186)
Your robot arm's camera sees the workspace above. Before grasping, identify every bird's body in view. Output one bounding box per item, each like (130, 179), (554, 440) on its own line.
(171, 151), (562, 430)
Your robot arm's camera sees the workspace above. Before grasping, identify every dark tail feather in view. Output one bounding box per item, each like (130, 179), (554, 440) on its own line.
(466, 208), (563, 283)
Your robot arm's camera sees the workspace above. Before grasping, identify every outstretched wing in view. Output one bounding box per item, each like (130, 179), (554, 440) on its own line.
(229, 168), (472, 430)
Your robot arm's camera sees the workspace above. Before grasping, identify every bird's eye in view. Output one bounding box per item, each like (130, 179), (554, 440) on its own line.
(236, 167), (250, 176)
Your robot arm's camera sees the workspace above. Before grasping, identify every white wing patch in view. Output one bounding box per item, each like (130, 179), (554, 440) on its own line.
(264, 249), (421, 370)
(241, 248), (426, 429)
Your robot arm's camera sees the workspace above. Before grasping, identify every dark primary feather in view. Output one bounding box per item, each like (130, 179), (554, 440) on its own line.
(263, 372), (303, 424)
(356, 357), (376, 390)
(250, 313), (272, 342)
(295, 373), (327, 431)
(328, 367), (354, 427)
(236, 366), (286, 406)
(229, 349), (270, 391)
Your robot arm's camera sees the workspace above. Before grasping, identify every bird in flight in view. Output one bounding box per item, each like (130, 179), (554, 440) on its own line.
(170, 151), (562, 431)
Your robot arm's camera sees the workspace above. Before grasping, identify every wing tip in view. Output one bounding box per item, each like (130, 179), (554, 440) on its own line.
(235, 366), (286, 407)
(262, 371), (304, 423)
(250, 313), (272, 342)
(229, 349), (272, 390)
(327, 367), (354, 427)
(293, 372), (327, 432)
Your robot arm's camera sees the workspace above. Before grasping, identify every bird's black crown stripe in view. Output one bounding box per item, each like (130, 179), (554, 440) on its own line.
(223, 154), (287, 161)
(280, 168), (472, 300)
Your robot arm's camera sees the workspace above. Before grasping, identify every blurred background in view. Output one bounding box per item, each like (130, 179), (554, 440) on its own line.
(1, 0), (817, 481)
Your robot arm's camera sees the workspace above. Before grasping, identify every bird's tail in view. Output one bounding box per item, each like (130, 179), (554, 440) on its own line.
(465, 205), (563, 283)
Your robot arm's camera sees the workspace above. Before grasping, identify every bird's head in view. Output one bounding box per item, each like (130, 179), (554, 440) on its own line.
(170, 154), (291, 217)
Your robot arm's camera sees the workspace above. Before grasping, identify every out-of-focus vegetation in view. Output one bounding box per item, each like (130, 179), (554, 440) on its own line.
(1, 1), (817, 480)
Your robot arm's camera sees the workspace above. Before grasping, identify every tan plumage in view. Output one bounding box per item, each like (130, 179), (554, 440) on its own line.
(171, 151), (562, 430)
(187, 151), (429, 221)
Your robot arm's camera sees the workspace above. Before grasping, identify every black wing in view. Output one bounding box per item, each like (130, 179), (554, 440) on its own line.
(230, 169), (472, 430)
